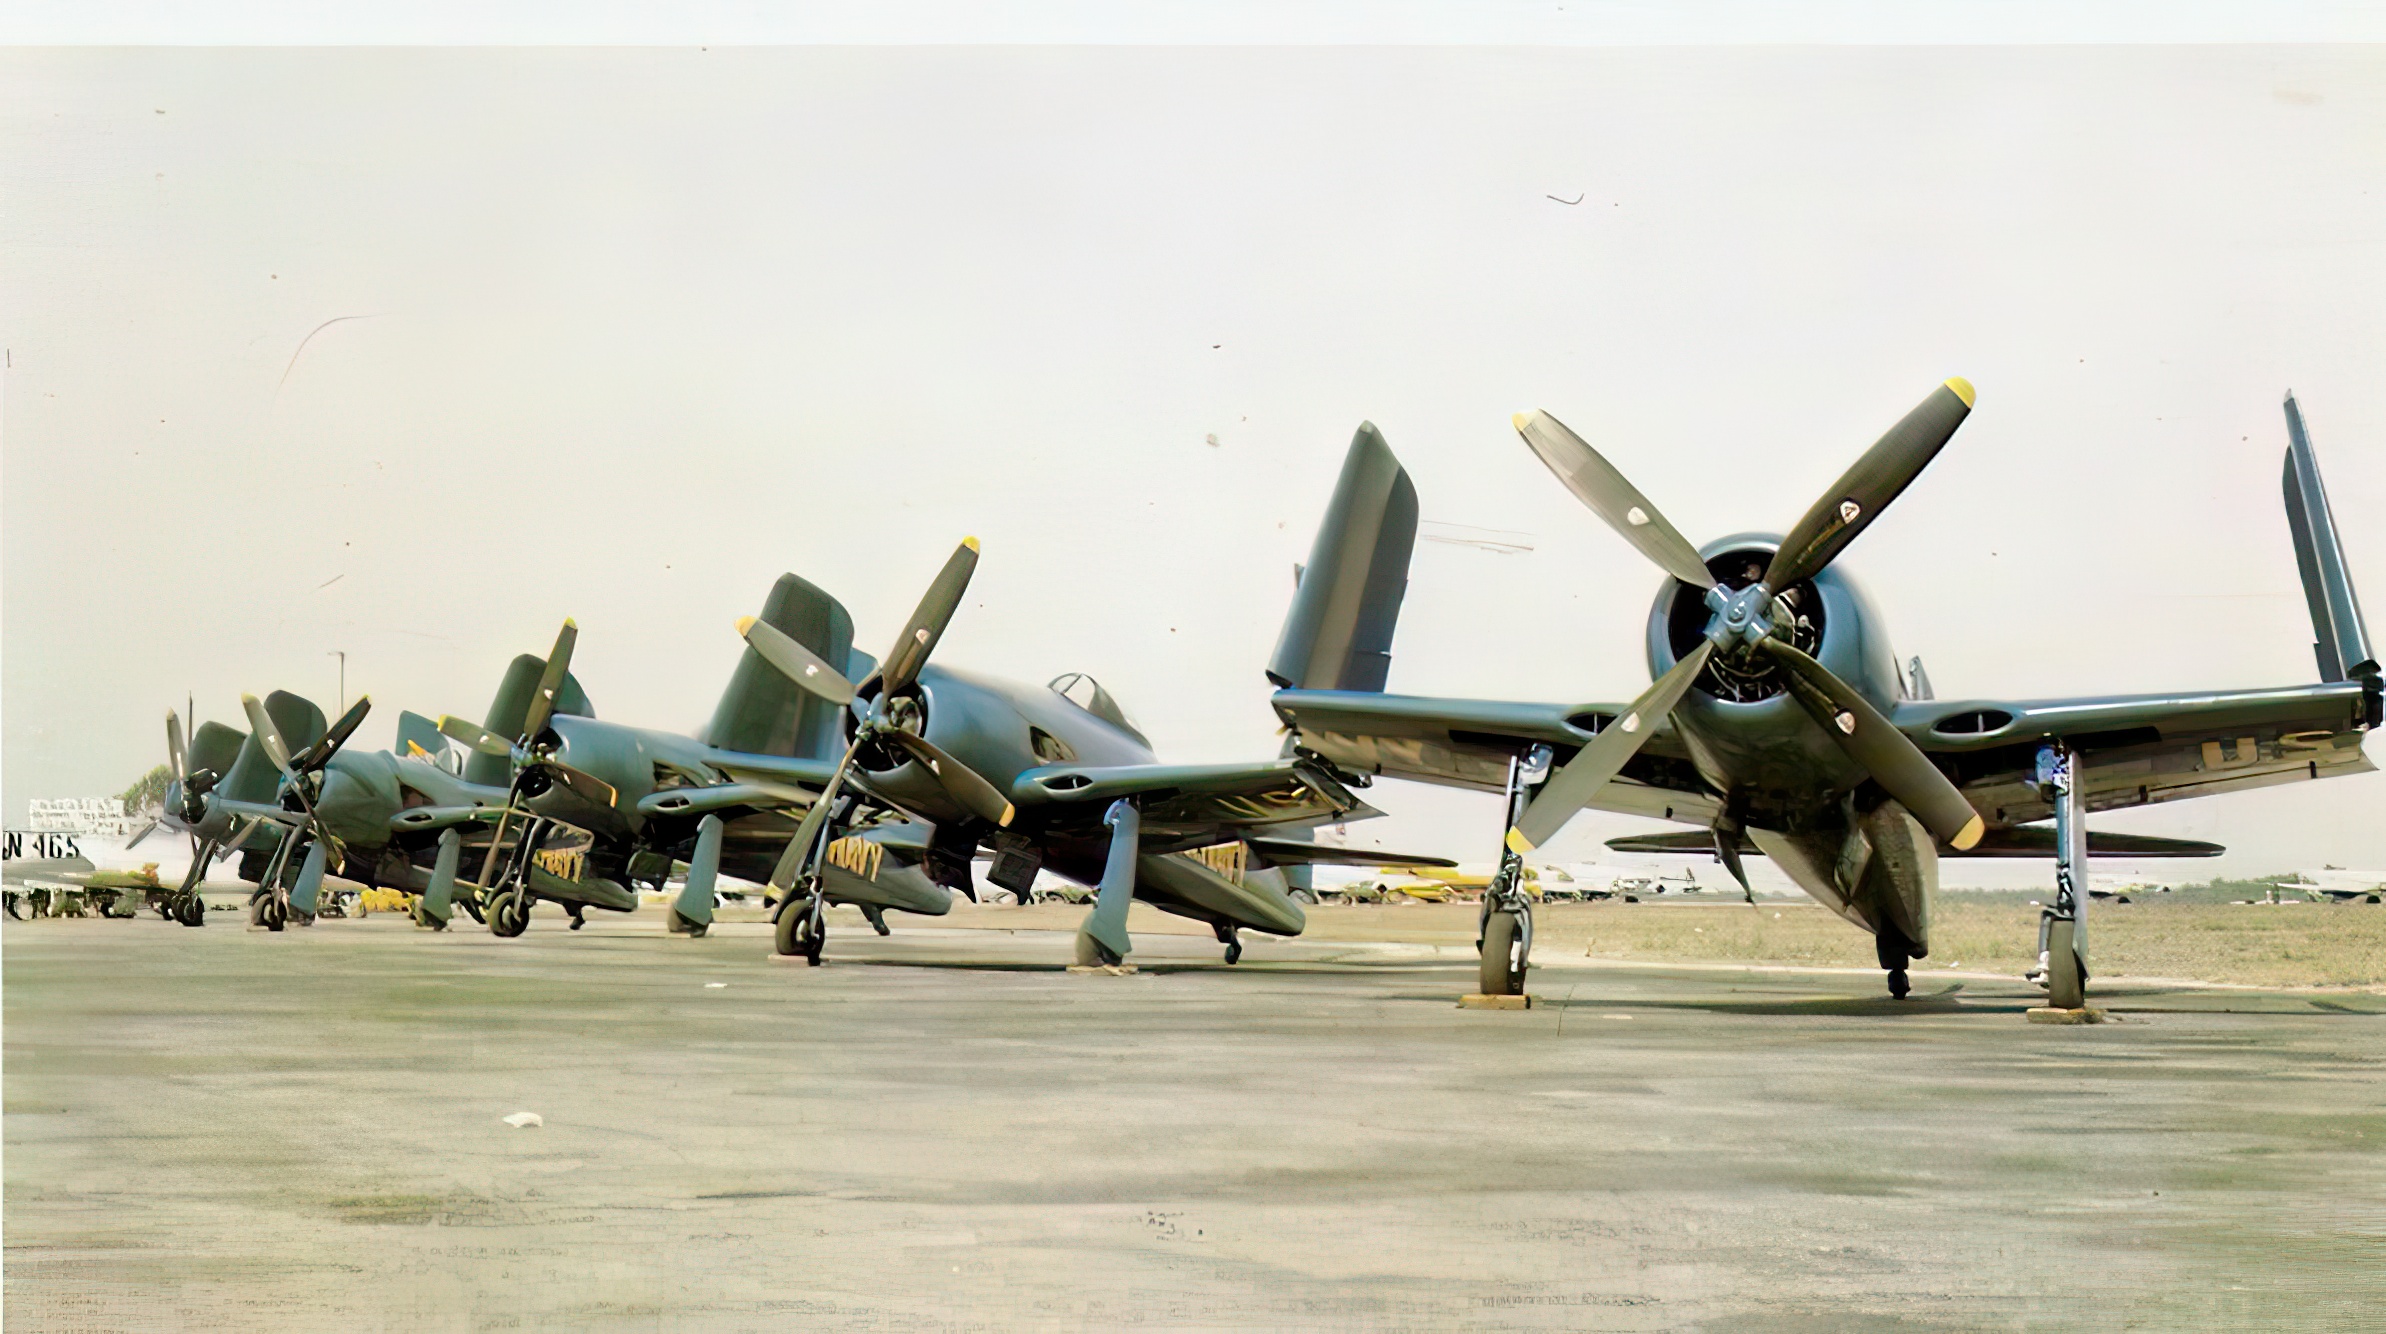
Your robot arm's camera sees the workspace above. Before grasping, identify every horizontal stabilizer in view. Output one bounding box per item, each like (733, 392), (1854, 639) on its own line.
(1958, 827), (2224, 858)
(1610, 826), (2221, 858)
(1241, 837), (1456, 869)
(1608, 831), (1757, 856)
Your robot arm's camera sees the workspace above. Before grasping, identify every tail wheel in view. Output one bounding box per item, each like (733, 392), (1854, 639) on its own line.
(1479, 909), (1526, 996)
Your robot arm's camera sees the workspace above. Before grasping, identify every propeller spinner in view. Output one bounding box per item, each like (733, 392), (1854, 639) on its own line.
(1505, 380), (1986, 855)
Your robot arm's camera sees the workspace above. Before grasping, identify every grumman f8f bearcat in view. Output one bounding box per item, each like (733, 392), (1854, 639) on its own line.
(1270, 387), (2377, 1005)
(135, 652), (594, 929)
(737, 540), (1451, 967)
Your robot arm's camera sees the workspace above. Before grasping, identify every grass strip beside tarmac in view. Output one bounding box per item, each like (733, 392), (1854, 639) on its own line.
(900, 897), (2386, 991)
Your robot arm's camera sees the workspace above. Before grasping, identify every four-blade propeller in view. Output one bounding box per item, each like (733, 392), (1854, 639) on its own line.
(1506, 379), (1986, 855)
(744, 538), (1014, 903)
(435, 621), (617, 894)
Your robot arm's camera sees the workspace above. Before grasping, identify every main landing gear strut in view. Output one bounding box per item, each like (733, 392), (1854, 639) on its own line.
(1479, 747), (1552, 997)
(2032, 743), (2092, 1010)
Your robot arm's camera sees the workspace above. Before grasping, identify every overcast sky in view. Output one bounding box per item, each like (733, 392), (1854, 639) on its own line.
(5, 43), (2381, 883)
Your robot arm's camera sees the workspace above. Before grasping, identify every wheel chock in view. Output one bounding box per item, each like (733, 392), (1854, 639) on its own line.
(1459, 994), (1533, 1010)
(2026, 1006), (2106, 1025)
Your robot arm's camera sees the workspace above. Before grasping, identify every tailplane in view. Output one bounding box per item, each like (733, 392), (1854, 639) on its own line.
(1267, 422), (1419, 693)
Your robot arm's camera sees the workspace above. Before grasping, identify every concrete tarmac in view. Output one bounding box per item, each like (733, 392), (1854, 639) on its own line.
(7, 905), (2384, 1331)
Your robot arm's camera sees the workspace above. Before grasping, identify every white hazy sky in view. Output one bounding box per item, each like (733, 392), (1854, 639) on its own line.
(5, 42), (2381, 885)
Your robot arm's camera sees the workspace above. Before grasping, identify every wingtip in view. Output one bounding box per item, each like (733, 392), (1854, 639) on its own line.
(1944, 376), (1976, 408)
(1504, 827), (1536, 856)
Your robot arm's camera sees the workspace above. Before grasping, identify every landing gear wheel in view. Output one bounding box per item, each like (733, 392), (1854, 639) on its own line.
(666, 907), (707, 938)
(1886, 967), (1910, 999)
(1479, 909), (1526, 996)
(1075, 931), (1123, 968)
(257, 891), (287, 932)
(460, 890), (487, 925)
(487, 890), (530, 938)
(2043, 916), (2087, 1010)
(566, 906), (586, 932)
(175, 894), (206, 927)
(1223, 940), (1243, 965)
(775, 897), (824, 963)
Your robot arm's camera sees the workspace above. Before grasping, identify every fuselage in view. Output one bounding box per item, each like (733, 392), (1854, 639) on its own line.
(1644, 533), (1906, 831)
(1642, 534), (1935, 951)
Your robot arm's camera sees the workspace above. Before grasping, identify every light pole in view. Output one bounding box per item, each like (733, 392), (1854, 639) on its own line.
(328, 650), (346, 714)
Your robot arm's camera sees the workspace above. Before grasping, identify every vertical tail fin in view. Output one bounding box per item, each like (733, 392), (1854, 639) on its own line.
(704, 574), (856, 759)
(1267, 422), (1419, 692)
(468, 656), (595, 788)
(2281, 393), (2376, 684)
(217, 691), (327, 803)
(394, 711), (449, 765)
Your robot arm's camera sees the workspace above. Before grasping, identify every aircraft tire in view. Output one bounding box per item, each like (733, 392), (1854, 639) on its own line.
(1479, 909), (1525, 996)
(487, 890), (530, 938)
(773, 900), (803, 956)
(176, 895), (206, 928)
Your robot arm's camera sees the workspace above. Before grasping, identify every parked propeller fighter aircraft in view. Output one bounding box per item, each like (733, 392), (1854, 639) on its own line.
(1270, 390), (2378, 1004)
(430, 577), (879, 939)
(740, 539), (1451, 967)
(140, 653), (595, 930)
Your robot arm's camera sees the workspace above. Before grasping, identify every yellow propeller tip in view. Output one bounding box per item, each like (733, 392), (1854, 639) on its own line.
(998, 804), (1015, 828)
(1510, 412), (1533, 432)
(1951, 813), (1985, 852)
(1944, 376), (1976, 408)
(962, 536), (981, 553)
(562, 617), (577, 629)
(735, 616), (757, 636)
(1504, 827), (1537, 856)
